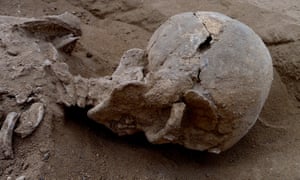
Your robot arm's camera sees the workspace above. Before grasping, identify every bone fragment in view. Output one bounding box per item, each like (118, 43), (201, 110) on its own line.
(146, 102), (186, 143)
(52, 34), (79, 54)
(0, 112), (19, 159)
(15, 85), (33, 104)
(51, 62), (77, 106)
(15, 103), (45, 138)
(74, 75), (88, 108)
(15, 176), (26, 180)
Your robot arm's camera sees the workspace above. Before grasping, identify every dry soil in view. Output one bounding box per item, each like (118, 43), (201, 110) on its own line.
(0, 0), (299, 179)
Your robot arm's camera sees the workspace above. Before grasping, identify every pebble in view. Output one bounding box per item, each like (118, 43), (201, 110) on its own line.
(5, 167), (13, 175)
(39, 147), (48, 153)
(86, 52), (93, 58)
(43, 152), (50, 161)
(16, 176), (26, 180)
(7, 49), (19, 56)
(22, 162), (29, 170)
(0, 40), (6, 49)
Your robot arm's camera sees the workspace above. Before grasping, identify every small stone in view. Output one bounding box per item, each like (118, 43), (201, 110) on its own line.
(39, 147), (48, 153)
(22, 162), (29, 170)
(43, 59), (52, 66)
(86, 52), (93, 58)
(5, 167), (13, 175)
(0, 40), (6, 49)
(43, 152), (50, 161)
(7, 176), (12, 180)
(0, 87), (8, 95)
(7, 49), (19, 56)
(16, 176), (26, 180)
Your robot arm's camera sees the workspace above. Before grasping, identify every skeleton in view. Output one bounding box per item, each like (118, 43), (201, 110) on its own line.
(0, 11), (273, 159)
(0, 12), (81, 159)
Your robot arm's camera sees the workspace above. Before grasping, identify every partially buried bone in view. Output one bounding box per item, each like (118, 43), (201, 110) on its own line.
(0, 11), (273, 154)
(15, 103), (45, 138)
(52, 34), (80, 54)
(0, 12), (81, 160)
(85, 12), (273, 153)
(18, 12), (81, 54)
(19, 12), (81, 38)
(0, 112), (19, 159)
(41, 11), (273, 153)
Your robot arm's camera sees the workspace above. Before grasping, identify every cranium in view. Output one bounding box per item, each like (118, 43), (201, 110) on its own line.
(0, 11), (272, 158)
(85, 12), (273, 153)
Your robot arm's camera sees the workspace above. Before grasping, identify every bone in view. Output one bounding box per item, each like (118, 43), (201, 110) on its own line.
(51, 62), (77, 106)
(52, 34), (79, 54)
(15, 103), (45, 138)
(0, 112), (19, 160)
(15, 176), (26, 180)
(20, 12), (81, 38)
(145, 102), (186, 143)
(74, 75), (89, 108)
(45, 12), (82, 36)
(15, 85), (33, 104)
(112, 48), (146, 83)
(87, 11), (273, 152)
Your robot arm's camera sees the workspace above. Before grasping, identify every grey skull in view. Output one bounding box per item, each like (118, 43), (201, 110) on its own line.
(0, 11), (273, 159)
(86, 12), (273, 153)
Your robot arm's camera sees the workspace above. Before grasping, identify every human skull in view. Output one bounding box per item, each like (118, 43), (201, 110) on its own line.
(87, 12), (273, 153)
(0, 11), (273, 157)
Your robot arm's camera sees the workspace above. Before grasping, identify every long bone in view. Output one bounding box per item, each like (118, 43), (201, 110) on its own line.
(0, 112), (19, 159)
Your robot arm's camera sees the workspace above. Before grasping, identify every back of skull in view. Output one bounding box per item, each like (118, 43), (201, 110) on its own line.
(143, 12), (273, 152)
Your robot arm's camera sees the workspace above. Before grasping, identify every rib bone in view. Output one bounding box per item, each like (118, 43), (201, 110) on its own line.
(0, 112), (19, 159)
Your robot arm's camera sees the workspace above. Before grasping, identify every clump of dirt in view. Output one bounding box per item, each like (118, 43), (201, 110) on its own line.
(0, 0), (299, 179)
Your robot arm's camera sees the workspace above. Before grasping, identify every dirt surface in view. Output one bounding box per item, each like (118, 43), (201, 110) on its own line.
(0, 0), (299, 179)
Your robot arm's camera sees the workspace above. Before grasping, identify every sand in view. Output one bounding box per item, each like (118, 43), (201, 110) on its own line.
(0, 0), (299, 179)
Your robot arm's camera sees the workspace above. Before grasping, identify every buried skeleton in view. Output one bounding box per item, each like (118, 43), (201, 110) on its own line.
(0, 11), (272, 159)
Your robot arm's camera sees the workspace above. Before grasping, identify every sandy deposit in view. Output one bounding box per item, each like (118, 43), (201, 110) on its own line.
(0, 0), (299, 179)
